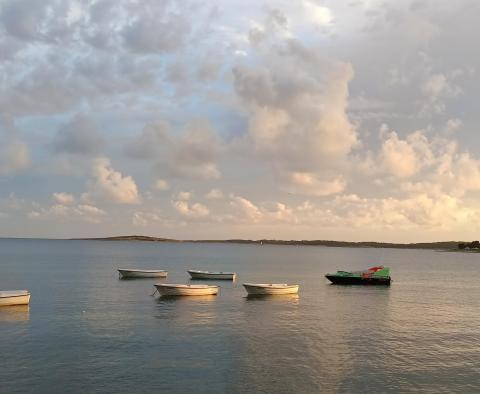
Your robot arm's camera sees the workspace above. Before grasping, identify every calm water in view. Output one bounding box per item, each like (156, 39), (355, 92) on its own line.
(1, 239), (480, 393)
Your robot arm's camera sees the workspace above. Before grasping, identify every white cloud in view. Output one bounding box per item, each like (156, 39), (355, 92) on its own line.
(283, 172), (346, 196)
(234, 38), (357, 195)
(86, 158), (140, 204)
(302, 1), (333, 26)
(52, 192), (75, 205)
(231, 195), (263, 223)
(172, 200), (210, 218)
(380, 131), (419, 178)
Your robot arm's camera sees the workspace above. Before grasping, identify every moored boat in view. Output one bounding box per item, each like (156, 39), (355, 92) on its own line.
(325, 266), (391, 285)
(187, 270), (236, 280)
(154, 284), (219, 296)
(243, 283), (299, 295)
(118, 269), (168, 279)
(0, 290), (31, 306)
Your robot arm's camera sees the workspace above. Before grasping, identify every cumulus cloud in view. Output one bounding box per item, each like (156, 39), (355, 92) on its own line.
(282, 172), (346, 196)
(233, 37), (357, 195)
(52, 192), (75, 205)
(86, 158), (140, 204)
(172, 200), (210, 218)
(3, 1), (480, 240)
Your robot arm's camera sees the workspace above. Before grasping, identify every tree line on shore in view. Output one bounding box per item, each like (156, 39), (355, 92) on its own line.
(458, 241), (480, 249)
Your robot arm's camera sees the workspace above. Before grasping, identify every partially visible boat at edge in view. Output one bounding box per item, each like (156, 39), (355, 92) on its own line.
(325, 266), (391, 285)
(118, 269), (168, 279)
(243, 283), (299, 295)
(154, 284), (219, 296)
(0, 290), (31, 306)
(187, 270), (236, 280)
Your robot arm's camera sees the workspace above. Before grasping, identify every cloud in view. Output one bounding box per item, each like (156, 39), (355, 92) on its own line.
(153, 179), (170, 191)
(206, 188), (224, 199)
(126, 119), (222, 180)
(52, 192), (75, 205)
(52, 114), (104, 156)
(230, 196), (263, 223)
(0, 0), (49, 41)
(28, 203), (106, 223)
(171, 120), (222, 180)
(282, 172), (346, 196)
(233, 38), (357, 194)
(122, 3), (190, 54)
(172, 200), (210, 218)
(124, 122), (170, 160)
(380, 130), (419, 178)
(86, 158), (140, 204)
(176, 191), (192, 201)
(302, 1), (333, 26)
(0, 138), (30, 175)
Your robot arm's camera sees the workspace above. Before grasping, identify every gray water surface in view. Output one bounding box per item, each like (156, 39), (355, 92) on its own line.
(1, 239), (479, 393)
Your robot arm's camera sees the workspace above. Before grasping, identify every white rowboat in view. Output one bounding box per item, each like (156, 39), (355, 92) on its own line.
(118, 269), (168, 279)
(0, 290), (31, 306)
(243, 283), (299, 295)
(154, 284), (219, 296)
(187, 270), (236, 280)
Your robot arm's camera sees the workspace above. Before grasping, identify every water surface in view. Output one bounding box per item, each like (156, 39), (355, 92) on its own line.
(1, 239), (479, 393)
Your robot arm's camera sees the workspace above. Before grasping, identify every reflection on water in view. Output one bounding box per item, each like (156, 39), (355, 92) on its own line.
(244, 293), (300, 303)
(1, 239), (480, 393)
(0, 305), (30, 322)
(156, 294), (218, 303)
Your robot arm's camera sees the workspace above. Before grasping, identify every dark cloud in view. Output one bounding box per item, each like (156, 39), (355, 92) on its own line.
(52, 114), (104, 156)
(0, 0), (49, 40)
(124, 122), (171, 159)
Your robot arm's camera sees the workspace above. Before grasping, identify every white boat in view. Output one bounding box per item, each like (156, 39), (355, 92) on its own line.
(118, 269), (168, 279)
(154, 284), (219, 296)
(0, 290), (31, 306)
(243, 283), (299, 295)
(187, 270), (236, 280)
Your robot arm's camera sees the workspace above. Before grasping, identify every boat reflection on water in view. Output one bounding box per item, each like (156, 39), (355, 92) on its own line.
(155, 294), (219, 328)
(156, 294), (218, 304)
(245, 293), (300, 304)
(0, 305), (30, 322)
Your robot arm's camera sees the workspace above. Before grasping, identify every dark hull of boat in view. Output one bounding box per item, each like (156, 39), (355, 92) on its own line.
(325, 275), (391, 286)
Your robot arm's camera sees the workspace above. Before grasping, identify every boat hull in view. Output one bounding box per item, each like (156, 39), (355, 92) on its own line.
(0, 292), (31, 306)
(155, 284), (219, 296)
(187, 270), (236, 280)
(325, 275), (391, 286)
(118, 269), (168, 279)
(243, 284), (299, 295)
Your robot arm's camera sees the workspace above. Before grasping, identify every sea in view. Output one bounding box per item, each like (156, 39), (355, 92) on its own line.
(1, 238), (479, 393)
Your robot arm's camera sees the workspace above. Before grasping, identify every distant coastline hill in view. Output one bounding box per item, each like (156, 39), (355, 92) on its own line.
(78, 235), (463, 250)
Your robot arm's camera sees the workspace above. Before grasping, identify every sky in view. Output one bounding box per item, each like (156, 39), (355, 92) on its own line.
(0, 0), (479, 241)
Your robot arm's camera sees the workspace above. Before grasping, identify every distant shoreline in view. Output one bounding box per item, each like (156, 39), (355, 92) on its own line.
(73, 235), (466, 251)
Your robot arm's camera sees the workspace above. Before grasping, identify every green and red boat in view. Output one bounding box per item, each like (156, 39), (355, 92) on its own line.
(325, 266), (391, 285)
